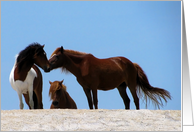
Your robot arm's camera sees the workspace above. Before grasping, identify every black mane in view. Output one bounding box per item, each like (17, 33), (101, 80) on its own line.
(16, 42), (43, 71)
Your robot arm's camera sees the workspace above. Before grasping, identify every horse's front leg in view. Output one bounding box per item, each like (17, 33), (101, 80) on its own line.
(16, 90), (24, 109)
(92, 89), (98, 109)
(83, 88), (93, 109)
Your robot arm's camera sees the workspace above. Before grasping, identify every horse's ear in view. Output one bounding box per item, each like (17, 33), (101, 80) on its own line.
(42, 44), (45, 48)
(60, 79), (64, 84)
(49, 81), (52, 84)
(60, 46), (64, 54)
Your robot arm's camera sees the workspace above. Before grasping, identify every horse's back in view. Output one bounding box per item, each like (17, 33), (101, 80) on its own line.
(65, 91), (77, 109)
(88, 55), (134, 70)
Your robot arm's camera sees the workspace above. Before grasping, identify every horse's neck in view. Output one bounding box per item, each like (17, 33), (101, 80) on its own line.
(62, 53), (83, 76)
(14, 61), (34, 81)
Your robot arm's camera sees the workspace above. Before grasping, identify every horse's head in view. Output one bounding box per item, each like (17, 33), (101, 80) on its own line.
(49, 80), (66, 107)
(49, 46), (64, 70)
(33, 44), (50, 72)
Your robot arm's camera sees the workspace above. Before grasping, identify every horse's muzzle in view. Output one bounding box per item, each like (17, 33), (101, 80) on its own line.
(48, 63), (54, 71)
(52, 101), (59, 106)
(44, 66), (51, 73)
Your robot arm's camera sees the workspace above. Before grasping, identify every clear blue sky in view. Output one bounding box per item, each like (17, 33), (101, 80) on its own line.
(1, 1), (181, 110)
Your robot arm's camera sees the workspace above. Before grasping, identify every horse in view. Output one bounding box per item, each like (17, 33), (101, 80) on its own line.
(48, 46), (171, 110)
(49, 80), (77, 109)
(9, 43), (50, 109)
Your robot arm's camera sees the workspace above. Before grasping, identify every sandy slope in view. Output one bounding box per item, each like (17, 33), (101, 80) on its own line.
(1, 109), (181, 131)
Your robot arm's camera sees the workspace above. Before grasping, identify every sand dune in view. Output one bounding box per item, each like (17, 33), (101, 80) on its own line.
(1, 109), (181, 131)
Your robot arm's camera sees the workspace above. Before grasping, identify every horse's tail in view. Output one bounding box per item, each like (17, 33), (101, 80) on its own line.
(33, 91), (38, 109)
(133, 63), (171, 109)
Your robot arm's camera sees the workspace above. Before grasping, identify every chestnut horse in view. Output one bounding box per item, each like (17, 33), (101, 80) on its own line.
(49, 46), (171, 110)
(49, 80), (77, 109)
(9, 43), (50, 109)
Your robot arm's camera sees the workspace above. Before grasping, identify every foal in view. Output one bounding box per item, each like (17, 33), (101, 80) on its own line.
(49, 80), (77, 109)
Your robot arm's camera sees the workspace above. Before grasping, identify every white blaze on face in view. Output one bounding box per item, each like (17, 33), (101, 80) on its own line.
(50, 54), (56, 59)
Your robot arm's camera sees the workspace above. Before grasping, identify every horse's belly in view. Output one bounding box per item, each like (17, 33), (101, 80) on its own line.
(98, 82), (123, 90)
(97, 73), (125, 90)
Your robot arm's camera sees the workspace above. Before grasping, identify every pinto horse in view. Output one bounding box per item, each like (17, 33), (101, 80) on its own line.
(49, 46), (171, 110)
(49, 80), (77, 109)
(9, 43), (50, 109)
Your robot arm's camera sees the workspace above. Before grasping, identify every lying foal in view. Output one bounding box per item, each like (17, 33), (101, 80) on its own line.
(49, 80), (77, 109)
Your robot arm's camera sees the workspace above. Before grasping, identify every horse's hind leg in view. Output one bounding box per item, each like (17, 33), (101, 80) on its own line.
(34, 90), (43, 109)
(33, 91), (38, 109)
(127, 83), (139, 110)
(117, 82), (130, 109)
(34, 82), (43, 109)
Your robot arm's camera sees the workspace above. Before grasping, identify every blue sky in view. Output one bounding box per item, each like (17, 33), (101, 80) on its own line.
(1, 1), (181, 110)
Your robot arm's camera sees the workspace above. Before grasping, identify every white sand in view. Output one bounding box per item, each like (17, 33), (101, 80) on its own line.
(1, 109), (181, 131)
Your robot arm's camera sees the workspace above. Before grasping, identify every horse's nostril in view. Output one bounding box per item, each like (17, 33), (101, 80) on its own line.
(52, 101), (58, 106)
(47, 67), (50, 72)
(44, 66), (50, 72)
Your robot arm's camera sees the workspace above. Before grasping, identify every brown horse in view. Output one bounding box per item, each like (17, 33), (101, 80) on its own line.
(48, 46), (171, 110)
(49, 80), (77, 109)
(9, 43), (50, 109)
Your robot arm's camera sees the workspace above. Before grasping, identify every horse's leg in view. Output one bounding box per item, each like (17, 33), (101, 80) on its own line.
(34, 90), (43, 109)
(34, 82), (43, 109)
(127, 83), (139, 110)
(16, 90), (24, 109)
(28, 86), (34, 109)
(83, 88), (93, 109)
(32, 91), (38, 109)
(23, 93), (31, 109)
(23, 91), (38, 109)
(117, 82), (130, 109)
(33, 73), (43, 109)
(92, 89), (98, 109)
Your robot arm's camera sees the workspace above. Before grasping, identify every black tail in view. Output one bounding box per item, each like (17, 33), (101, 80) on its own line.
(134, 63), (172, 109)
